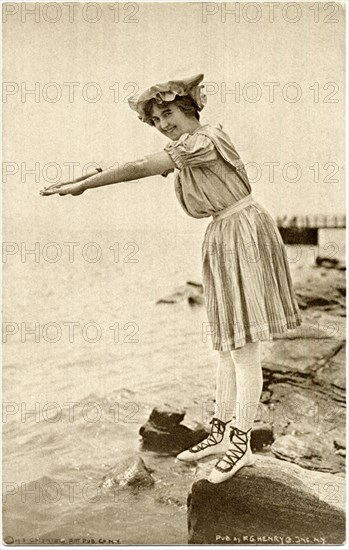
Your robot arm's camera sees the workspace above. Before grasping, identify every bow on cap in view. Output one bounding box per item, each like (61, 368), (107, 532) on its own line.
(128, 74), (207, 125)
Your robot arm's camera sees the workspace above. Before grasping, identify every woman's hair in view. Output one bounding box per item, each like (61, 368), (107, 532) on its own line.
(144, 95), (200, 126)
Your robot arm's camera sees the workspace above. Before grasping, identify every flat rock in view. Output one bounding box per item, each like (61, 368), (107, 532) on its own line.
(296, 291), (344, 310)
(264, 383), (345, 473)
(271, 434), (330, 472)
(188, 455), (346, 544)
(263, 338), (343, 376)
(156, 281), (204, 306)
(262, 337), (346, 410)
(295, 270), (346, 315)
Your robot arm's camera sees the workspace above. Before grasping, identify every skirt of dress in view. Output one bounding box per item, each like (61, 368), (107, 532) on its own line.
(201, 201), (302, 351)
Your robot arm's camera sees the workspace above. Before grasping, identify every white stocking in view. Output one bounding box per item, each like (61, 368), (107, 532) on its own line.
(214, 351), (237, 423)
(230, 341), (263, 432)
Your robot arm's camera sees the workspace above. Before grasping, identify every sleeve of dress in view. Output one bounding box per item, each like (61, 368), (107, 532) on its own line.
(163, 132), (218, 170)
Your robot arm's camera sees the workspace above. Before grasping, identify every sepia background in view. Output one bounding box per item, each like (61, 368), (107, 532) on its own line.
(2, 1), (346, 545)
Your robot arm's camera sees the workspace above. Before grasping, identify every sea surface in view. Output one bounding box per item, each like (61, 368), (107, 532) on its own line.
(2, 226), (345, 544)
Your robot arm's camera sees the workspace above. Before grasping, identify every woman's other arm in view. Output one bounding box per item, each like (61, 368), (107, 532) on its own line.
(40, 152), (175, 196)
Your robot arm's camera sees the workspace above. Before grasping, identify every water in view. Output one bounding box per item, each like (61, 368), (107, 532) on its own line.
(2, 227), (218, 544)
(2, 225), (345, 543)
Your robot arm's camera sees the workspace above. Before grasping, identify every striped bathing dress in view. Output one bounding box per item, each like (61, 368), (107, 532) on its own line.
(163, 123), (302, 352)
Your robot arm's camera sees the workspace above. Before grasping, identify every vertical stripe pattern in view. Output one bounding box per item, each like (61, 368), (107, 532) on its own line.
(202, 201), (302, 351)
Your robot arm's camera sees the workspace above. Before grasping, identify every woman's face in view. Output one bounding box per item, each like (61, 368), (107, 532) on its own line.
(150, 102), (200, 141)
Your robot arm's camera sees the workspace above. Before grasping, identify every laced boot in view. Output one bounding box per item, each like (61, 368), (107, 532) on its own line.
(208, 425), (256, 483)
(176, 417), (231, 462)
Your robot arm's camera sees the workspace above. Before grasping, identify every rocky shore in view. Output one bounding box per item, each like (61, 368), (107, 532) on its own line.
(100, 256), (346, 544)
(188, 456), (346, 544)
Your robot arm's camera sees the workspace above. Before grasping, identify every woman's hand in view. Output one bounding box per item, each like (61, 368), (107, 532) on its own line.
(40, 180), (86, 196)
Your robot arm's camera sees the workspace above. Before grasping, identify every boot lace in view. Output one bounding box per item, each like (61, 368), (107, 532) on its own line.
(189, 417), (230, 453)
(214, 426), (252, 472)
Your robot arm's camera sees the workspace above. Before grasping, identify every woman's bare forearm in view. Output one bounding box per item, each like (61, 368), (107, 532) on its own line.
(74, 168), (103, 183)
(82, 152), (175, 191)
(82, 159), (148, 190)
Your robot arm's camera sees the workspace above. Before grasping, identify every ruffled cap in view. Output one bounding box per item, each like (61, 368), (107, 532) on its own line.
(128, 74), (207, 125)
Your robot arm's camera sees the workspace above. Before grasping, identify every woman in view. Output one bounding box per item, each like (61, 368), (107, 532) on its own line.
(41, 74), (302, 484)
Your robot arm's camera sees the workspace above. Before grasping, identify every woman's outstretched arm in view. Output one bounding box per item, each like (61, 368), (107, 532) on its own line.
(40, 152), (175, 196)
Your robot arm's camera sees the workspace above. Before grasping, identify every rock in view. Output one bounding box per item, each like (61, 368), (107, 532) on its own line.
(148, 405), (185, 429)
(312, 342), (346, 403)
(271, 434), (330, 471)
(156, 281), (204, 305)
(296, 290), (344, 310)
(139, 406), (207, 455)
(188, 456), (346, 544)
(335, 449), (346, 458)
(297, 298), (308, 310)
(264, 383), (345, 473)
(263, 338), (343, 378)
(315, 256), (346, 271)
(336, 285), (346, 297)
(100, 456), (155, 489)
(188, 294), (205, 306)
(186, 280), (203, 289)
(294, 273), (346, 313)
(316, 256), (339, 268)
(250, 425), (275, 451)
(333, 437), (346, 450)
(274, 321), (342, 339)
(260, 336), (346, 473)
